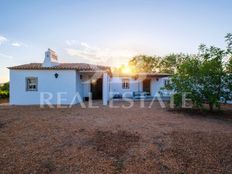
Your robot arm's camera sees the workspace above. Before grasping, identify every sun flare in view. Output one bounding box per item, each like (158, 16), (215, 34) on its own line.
(122, 66), (132, 74)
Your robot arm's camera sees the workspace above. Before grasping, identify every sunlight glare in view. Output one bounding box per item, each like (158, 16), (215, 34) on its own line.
(122, 66), (132, 74)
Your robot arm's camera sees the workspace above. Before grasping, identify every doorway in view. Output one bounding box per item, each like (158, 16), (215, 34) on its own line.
(143, 79), (151, 95)
(91, 78), (103, 100)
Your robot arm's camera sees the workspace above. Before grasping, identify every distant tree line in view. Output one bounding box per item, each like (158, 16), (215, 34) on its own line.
(128, 53), (187, 74)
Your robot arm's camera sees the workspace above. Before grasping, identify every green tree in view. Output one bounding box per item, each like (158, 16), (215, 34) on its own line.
(129, 54), (188, 74)
(225, 33), (232, 73)
(168, 34), (232, 111)
(159, 53), (187, 74)
(129, 55), (160, 73)
(224, 34), (232, 102)
(227, 57), (232, 72)
(0, 82), (9, 91)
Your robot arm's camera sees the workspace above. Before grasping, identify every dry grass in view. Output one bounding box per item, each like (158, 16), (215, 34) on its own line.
(0, 101), (232, 173)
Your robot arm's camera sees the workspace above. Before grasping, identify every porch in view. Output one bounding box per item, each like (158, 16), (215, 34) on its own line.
(78, 71), (109, 105)
(109, 73), (171, 101)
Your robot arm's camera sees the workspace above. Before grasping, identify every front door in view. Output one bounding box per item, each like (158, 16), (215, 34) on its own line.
(91, 78), (103, 100)
(143, 79), (151, 95)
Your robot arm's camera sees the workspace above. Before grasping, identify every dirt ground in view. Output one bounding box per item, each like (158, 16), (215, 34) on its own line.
(0, 101), (232, 174)
(0, 98), (8, 104)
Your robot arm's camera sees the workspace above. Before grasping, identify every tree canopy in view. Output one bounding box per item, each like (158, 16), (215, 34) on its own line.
(128, 54), (188, 74)
(125, 33), (232, 111)
(128, 55), (160, 73)
(167, 34), (232, 111)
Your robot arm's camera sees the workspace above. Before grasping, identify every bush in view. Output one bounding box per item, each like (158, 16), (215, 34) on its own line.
(0, 90), (9, 99)
(0, 82), (9, 99)
(171, 93), (182, 108)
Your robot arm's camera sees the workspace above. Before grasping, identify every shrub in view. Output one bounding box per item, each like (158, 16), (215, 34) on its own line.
(0, 82), (9, 99)
(0, 90), (9, 99)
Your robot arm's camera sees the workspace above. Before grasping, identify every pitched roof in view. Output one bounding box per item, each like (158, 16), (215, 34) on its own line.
(137, 72), (171, 77)
(112, 72), (171, 77)
(8, 63), (110, 72)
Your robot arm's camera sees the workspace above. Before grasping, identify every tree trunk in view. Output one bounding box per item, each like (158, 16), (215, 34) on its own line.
(209, 103), (213, 111)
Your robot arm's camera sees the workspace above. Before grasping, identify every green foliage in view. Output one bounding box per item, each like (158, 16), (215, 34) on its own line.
(0, 91), (9, 98)
(172, 93), (183, 108)
(129, 55), (160, 73)
(168, 34), (232, 111)
(227, 57), (232, 73)
(225, 33), (232, 53)
(129, 54), (188, 74)
(127, 34), (232, 111)
(159, 53), (188, 74)
(0, 82), (9, 91)
(0, 82), (9, 99)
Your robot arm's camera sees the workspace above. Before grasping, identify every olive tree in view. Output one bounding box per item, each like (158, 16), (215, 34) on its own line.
(168, 34), (232, 111)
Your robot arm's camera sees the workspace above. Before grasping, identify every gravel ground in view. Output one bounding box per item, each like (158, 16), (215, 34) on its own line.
(0, 101), (232, 174)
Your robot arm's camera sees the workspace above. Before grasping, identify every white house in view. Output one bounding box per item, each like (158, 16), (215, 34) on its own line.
(109, 73), (171, 99)
(9, 49), (171, 105)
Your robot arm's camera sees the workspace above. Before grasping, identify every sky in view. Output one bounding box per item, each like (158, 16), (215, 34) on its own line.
(0, 0), (232, 83)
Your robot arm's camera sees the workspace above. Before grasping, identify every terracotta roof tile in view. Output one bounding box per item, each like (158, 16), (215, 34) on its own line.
(8, 63), (110, 72)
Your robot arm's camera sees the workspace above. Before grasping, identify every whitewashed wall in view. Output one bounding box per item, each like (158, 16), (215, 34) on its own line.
(80, 74), (91, 98)
(109, 76), (171, 98)
(76, 72), (84, 102)
(151, 77), (171, 97)
(10, 69), (172, 105)
(109, 77), (141, 98)
(103, 73), (110, 105)
(10, 70), (78, 105)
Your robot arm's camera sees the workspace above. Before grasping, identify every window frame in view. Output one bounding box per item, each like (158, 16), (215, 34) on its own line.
(164, 79), (170, 87)
(26, 77), (38, 91)
(122, 78), (130, 89)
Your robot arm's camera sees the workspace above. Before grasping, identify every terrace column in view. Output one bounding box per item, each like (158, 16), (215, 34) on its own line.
(103, 72), (109, 105)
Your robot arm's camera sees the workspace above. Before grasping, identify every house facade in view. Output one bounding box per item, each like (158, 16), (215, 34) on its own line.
(9, 49), (171, 105)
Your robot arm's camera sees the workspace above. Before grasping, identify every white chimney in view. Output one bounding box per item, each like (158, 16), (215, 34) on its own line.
(42, 48), (59, 67)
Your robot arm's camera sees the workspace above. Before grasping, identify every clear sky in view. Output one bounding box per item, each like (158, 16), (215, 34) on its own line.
(0, 0), (232, 83)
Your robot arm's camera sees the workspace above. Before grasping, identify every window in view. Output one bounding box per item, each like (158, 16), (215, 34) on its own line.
(164, 79), (170, 87)
(26, 77), (38, 91)
(122, 79), (130, 89)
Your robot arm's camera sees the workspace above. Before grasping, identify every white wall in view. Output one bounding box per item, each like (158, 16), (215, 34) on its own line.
(76, 72), (83, 102)
(80, 74), (91, 98)
(10, 69), (172, 105)
(151, 77), (171, 97)
(109, 76), (171, 98)
(10, 70), (78, 105)
(109, 77), (141, 98)
(103, 73), (110, 105)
